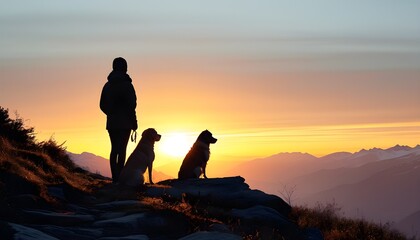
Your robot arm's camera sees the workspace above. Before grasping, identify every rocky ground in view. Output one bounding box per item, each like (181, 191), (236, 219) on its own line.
(1, 176), (323, 240)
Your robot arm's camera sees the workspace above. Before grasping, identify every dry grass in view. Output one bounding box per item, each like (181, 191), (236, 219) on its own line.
(0, 106), (110, 203)
(290, 202), (411, 240)
(0, 136), (109, 203)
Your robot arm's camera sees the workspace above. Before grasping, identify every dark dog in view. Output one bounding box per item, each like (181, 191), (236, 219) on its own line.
(119, 128), (161, 186)
(178, 130), (217, 180)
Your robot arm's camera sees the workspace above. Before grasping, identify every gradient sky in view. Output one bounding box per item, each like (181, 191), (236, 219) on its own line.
(1, 1), (419, 170)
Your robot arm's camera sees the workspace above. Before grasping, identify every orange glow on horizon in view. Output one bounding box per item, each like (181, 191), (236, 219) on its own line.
(35, 119), (420, 169)
(3, 62), (418, 176)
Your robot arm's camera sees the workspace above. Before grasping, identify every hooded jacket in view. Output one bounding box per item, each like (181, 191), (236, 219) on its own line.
(100, 71), (137, 130)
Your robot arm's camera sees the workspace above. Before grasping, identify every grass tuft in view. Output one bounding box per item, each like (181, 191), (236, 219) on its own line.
(290, 202), (411, 240)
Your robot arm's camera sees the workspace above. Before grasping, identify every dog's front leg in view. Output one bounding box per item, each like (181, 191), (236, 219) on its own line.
(148, 160), (154, 184)
(202, 163), (208, 179)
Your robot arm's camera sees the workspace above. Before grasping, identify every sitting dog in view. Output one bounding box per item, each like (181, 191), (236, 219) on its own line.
(119, 128), (161, 186)
(178, 130), (217, 180)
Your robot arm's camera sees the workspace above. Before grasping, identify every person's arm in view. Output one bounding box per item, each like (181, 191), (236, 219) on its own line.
(127, 83), (137, 111)
(127, 83), (137, 130)
(99, 84), (109, 114)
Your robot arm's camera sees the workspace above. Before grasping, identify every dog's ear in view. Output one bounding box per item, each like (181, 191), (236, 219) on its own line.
(205, 130), (212, 138)
(149, 128), (157, 136)
(197, 130), (207, 142)
(197, 130), (215, 144)
(141, 128), (153, 138)
(203, 130), (217, 144)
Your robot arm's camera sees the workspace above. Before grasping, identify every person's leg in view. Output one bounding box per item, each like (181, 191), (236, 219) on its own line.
(108, 130), (119, 183)
(115, 130), (131, 179)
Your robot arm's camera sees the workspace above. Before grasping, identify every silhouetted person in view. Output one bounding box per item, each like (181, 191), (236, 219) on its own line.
(100, 57), (137, 183)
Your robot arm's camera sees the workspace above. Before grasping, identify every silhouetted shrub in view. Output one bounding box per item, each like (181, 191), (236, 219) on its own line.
(0, 107), (35, 148)
(0, 106), (76, 170)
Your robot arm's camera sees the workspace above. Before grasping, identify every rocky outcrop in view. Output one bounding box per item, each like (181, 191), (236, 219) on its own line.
(147, 177), (292, 215)
(1, 176), (323, 240)
(146, 176), (306, 239)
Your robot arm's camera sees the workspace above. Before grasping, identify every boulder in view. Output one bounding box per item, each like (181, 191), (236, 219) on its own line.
(34, 225), (103, 240)
(148, 176), (291, 216)
(161, 176), (250, 194)
(22, 210), (95, 226)
(98, 234), (149, 240)
(8, 223), (59, 240)
(47, 183), (97, 204)
(94, 210), (190, 238)
(146, 177), (302, 239)
(93, 213), (147, 230)
(231, 205), (304, 239)
(179, 231), (242, 240)
(147, 177), (250, 200)
(231, 205), (290, 224)
(211, 189), (291, 216)
(208, 223), (231, 233)
(95, 200), (144, 210)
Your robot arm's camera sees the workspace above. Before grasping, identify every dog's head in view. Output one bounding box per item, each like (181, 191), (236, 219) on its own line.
(141, 128), (161, 142)
(197, 130), (217, 144)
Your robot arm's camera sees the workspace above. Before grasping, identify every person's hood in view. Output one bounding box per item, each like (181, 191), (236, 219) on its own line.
(107, 70), (132, 83)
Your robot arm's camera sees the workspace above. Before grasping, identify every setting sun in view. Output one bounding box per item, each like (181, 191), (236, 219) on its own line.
(158, 132), (193, 158)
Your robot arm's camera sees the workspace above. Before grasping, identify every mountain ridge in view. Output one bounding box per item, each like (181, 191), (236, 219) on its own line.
(67, 151), (173, 182)
(223, 144), (420, 238)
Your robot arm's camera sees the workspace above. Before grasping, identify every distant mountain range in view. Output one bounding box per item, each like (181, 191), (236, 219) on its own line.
(67, 151), (172, 183)
(67, 152), (111, 177)
(68, 145), (420, 237)
(224, 145), (420, 238)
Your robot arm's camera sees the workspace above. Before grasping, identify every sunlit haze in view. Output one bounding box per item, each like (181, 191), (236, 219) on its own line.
(158, 132), (193, 158)
(1, 1), (419, 176)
